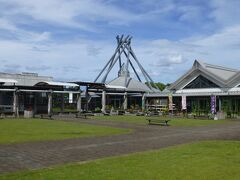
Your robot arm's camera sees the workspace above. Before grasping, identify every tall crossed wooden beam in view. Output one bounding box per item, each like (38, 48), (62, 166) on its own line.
(94, 35), (159, 91)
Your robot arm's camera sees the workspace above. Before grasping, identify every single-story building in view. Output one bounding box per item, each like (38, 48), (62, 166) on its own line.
(0, 72), (81, 117)
(0, 59), (239, 119)
(146, 60), (240, 118)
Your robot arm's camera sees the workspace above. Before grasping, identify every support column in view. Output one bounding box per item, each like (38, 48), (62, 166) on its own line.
(141, 93), (145, 111)
(33, 93), (37, 116)
(13, 89), (19, 117)
(101, 90), (106, 113)
(218, 96), (222, 112)
(48, 91), (52, 117)
(77, 92), (82, 113)
(85, 87), (89, 111)
(60, 93), (64, 113)
(123, 92), (128, 111)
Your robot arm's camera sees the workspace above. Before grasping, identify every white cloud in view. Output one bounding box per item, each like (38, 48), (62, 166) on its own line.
(0, 17), (51, 43)
(0, 0), (240, 84)
(209, 0), (240, 27)
(126, 25), (240, 82)
(0, 0), (143, 31)
(152, 54), (185, 67)
(0, 18), (17, 31)
(0, 24), (240, 83)
(192, 26), (240, 48)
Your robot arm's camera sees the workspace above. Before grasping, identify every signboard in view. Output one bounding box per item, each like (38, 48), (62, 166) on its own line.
(181, 95), (187, 110)
(211, 95), (216, 114)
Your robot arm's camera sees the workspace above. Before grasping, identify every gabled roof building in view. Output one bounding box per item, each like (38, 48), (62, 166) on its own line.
(169, 60), (240, 95)
(146, 60), (240, 118)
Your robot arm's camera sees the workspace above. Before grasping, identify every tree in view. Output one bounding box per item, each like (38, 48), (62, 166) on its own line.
(145, 82), (170, 91)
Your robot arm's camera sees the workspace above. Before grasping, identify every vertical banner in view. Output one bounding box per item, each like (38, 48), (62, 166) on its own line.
(211, 95), (216, 114)
(181, 95), (187, 110)
(69, 92), (73, 103)
(168, 93), (173, 111)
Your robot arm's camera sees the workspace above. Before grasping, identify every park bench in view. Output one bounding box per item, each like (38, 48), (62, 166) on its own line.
(75, 112), (94, 119)
(103, 112), (110, 116)
(136, 112), (145, 116)
(75, 113), (87, 119)
(147, 119), (170, 126)
(146, 111), (160, 117)
(40, 114), (53, 119)
(193, 115), (210, 119)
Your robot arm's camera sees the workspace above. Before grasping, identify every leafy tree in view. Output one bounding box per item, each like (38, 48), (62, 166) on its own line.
(145, 82), (170, 91)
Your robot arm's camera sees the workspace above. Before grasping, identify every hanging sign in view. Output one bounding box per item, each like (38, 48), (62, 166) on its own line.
(211, 95), (216, 114)
(181, 95), (187, 110)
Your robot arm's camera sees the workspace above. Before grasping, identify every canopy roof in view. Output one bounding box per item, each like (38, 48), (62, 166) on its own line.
(81, 92), (100, 98)
(35, 81), (79, 87)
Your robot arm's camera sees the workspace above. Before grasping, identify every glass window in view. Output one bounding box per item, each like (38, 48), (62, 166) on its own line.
(184, 75), (219, 89)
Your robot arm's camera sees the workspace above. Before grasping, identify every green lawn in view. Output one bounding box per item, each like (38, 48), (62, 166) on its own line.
(0, 119), (130, 144)
(1, 141), (239, 180)
(92, 115), (228, 126)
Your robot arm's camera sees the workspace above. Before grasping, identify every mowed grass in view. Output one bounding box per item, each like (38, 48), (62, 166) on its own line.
(0, 119), (130, 144)
(92, 115), (228, 126)
(1, 141), (240, 180)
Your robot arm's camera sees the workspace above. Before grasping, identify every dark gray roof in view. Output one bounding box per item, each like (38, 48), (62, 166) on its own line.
(169, 60), (240, 90)
(197, 60), (238, 80)
(106, 65), (160, 93)
(107, 76), (153, 92)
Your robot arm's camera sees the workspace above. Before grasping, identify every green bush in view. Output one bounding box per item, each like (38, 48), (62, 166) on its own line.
(94, 107), (101, 113)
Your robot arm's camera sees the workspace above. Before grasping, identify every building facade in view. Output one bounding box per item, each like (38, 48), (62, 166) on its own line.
(0, 60), (239, 119)
(146, 60), (240, 118)
(0, 72), (81, 117)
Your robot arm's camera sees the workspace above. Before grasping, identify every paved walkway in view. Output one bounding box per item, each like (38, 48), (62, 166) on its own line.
(0, 118), (240, 174)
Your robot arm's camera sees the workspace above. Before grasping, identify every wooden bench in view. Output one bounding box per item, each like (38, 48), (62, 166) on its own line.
(147, 119), (170, 126)
(193, 115), (210, 119)
(136, 112), (145, 116)
(75, 113), (87, 119)
(40, 114), (53, 119)
(103, 112), (110, 116)
(75, 113), (94, 119)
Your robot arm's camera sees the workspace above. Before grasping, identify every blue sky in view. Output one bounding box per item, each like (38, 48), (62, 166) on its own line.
(0, 0), (240, 83)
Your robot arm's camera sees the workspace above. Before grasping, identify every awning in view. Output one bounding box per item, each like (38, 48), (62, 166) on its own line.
(35, 81), (79, 87)
(81, 92), (100, 98)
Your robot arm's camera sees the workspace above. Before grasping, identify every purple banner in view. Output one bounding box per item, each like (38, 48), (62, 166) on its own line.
(211, 95), (216, 114)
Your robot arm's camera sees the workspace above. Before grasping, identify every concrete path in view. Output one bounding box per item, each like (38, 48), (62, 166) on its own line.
(0, 118), (240, 174)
